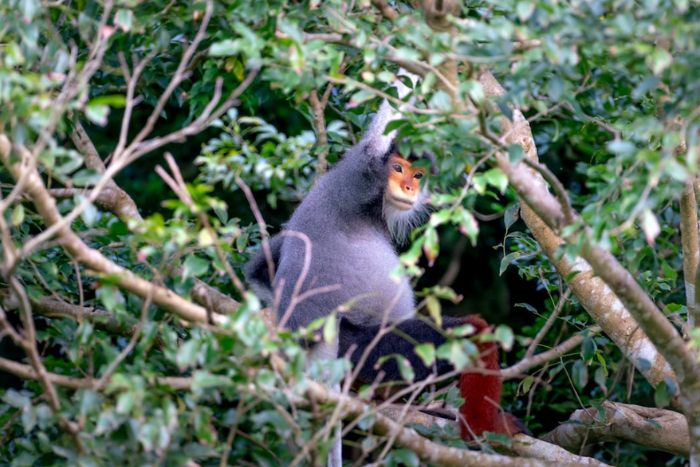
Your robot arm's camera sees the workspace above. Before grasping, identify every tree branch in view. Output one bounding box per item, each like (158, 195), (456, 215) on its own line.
(0, 356), (193, 391)
(0, 293), (165, 350)
(542, 401), (689, 457)
(502, 327), (601, 381)
(309, 90), (329, 175)
(69, 119), (143, 224)
(680, 181), (699, 327)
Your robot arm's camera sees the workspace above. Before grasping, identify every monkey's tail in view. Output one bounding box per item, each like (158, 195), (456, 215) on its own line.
(458, 315), (526, 440)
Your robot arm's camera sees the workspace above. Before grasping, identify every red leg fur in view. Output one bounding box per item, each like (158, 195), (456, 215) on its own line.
(458, 315), (523, 441)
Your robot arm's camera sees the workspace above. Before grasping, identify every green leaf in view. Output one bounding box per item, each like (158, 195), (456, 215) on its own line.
(11, 204), (24, 227)
(397, 357), (415, 382)
(21, 406), (36, 433)
(426, 296), (442, 327)
(115, 9), (135, 32)
(508, 144), (525, 165)
(2, 390), (31, 408)
(20, 0), (40, 21)
(72, 169), (103, 187)
(209, 40), (237, 57)
(654, 380), (670, 407)
(504, 203), (520, 229)
(483, 168), (508, 194)
(348, 89), (375, 108)
(116, 392), (136, 415)
(641, 209), (660, 245)
(323, 312), (337, 345)
(594, 366), (608, 394)
(499, 252), (521, 275)
(422, 227), (439, 267)
(516, 1), (536, 21)
(607, 140), (635, 156)
(85, 103), (110, 127)
(650, 48), (672, 75)
(494, 325), (514, 351)
(437, 340), (473, 370)
(88, 95), (127, 108)
(453, 208), (479, 246)
(429, 209), (451, 227)
(571, 360), (588, 391)
(183, 255), (209, 278)
(176, 339), (200, 370)
(580, 336), (597, 363)
(459, 80), (485, 106)
(414, 343), (436, 367)
(521, 375), (534, 394)
(472, 173), (487, 195)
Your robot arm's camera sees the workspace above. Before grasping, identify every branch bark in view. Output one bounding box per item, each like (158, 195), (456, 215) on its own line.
(0, 293), (165, 349)
(309, 90), (329, 175)
(302, 377), (587, 467)
(680, 181), (699, 327)
(542, 401), (689, 457)
(377, 405), (609, 465)
(0, 356), (193, 391)
(70, 119), (143, 224)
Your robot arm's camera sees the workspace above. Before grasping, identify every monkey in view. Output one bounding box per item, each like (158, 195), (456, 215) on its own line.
(247, 77), (430, 361)
(244, 72), (525, 454)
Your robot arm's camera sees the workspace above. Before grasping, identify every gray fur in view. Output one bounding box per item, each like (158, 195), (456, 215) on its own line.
(244, 72), (427, 335)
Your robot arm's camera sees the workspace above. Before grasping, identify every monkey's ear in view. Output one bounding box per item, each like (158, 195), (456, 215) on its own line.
(361, 68), (421, 159)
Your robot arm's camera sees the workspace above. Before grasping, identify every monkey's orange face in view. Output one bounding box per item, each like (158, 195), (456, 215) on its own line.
(385, 155), (426, 211)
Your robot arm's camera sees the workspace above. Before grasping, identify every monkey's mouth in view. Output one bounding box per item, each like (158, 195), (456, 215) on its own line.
(389, 195), (415, 209)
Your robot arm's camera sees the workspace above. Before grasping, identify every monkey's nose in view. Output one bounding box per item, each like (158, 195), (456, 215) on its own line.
(405, 185), (413, 192)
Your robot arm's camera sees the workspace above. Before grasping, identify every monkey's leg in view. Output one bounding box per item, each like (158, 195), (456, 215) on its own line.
(310, 341), (344, 467)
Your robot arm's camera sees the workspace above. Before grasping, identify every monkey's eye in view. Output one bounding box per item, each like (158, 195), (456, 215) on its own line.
(392, 164), (403, 173)
(414, 172), (423, 180)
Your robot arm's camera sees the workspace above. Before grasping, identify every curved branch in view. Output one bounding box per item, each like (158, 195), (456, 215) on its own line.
(542, 401), (689, 458)
(70, 120), (143, 224)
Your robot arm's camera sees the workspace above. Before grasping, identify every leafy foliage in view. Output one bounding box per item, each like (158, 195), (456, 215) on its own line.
(0, 0), (699, 465)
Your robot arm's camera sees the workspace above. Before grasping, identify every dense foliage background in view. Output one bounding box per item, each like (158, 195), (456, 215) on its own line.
(1, 0), (700, 466)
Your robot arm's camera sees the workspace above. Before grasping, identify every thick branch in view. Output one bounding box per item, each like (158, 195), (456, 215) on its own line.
(371, 0), (398, 21)
(378, 406), (609, 465)
(542, 401), (689, 457)
(680, 181), (699, 327)
(303, 378), (584, 467)
(417, 0), (460, 97)
(0, 356), (192, 391)
(309, 90), (329, 175)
